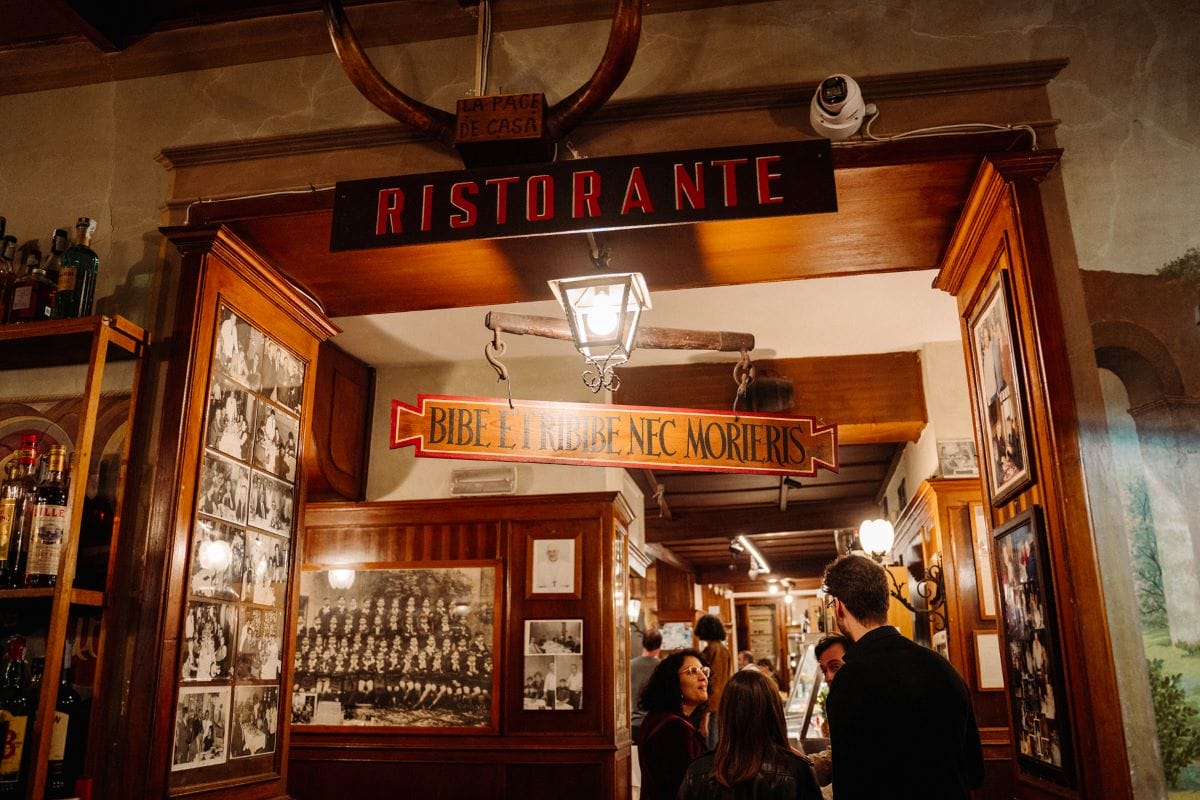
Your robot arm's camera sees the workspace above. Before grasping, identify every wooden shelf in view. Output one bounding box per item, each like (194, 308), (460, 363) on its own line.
(0, 314), (149, 369)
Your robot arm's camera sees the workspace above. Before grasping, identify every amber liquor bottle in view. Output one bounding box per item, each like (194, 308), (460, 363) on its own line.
(24, 444), (69, 588)
(0, 436), (39, 588)
(55, 218), (99, 319)
(46, 644), (84, 799)
(8, 253), (55, 323)
(42, 228), (68, 292)
(0, 637), (31, 798)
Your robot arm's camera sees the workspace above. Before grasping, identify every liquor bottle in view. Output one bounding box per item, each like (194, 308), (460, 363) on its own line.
(42, 229), (69, 292)
(75, 464), (114, 592)
(8, 254), (55, 323)
(24, 445), (70, 588)
(0, 436), (39, 588)
(0, 637), (31, 798)
(0, 235), (15, 325)
(46, 645), (84, 799)
(55, 219), (99, 320)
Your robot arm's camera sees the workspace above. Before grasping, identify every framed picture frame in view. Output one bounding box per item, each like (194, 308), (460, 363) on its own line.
(523, 619), (584, 711)
(971, 503), (997, 620)
(657, 611), (696, 653)
(968, 271), (1034, 507)
(937, 438), (979, 478)
(993, 506), (1074, 786)
(296, 562), (501, 733)
(526, 535), (581, 599)
(974, 631), (1004, 691)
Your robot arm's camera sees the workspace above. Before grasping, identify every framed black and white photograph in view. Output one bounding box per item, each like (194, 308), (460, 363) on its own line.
(205, 376), (253, 462)
(214, 306), (263, 391)
(228, 684), (279, 759)
(993, 506), (1074, 786)
(247, 470), (294, 537)
(527, 535), (580, 598)
(181, 600), (236, 682)
(235, 607), (283, 680)
(170, 685), (230, 771)
(260, 338), (305, 415)
(250, 399), (298, 482)
(522, 652), (583, 711)
(197, 452), (250, 526)
(242, 531), (289, 607)
(937, 438), (980, 478)
(190, 517), (244, 601)
(296, 563), (500, 731)
(525, 619), (582, 654)
(968, 271), (1034, 506)
(291, 690), (317, 725)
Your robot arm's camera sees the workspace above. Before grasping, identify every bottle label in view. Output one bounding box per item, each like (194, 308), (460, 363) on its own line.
(57, 266), (77, 292)
(26, 504), (68, 578)
(49, 710), (69, 760)
(0, 498), (14, 554)
(10, 285), (30, 311)
(0, 711), (27, 782)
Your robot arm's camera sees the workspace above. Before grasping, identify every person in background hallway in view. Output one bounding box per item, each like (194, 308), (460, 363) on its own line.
(822, 555), (983, 800)
(696, 613), (732, 750)
(629, 628), (663, 800)
(637, 649), (709, 800)
(808, 634), (850, 790)
(676, 669), (822, 800)
(630, 628), (663, 741)
(737, 650), (759, 671)
(755, 658), (778, 688)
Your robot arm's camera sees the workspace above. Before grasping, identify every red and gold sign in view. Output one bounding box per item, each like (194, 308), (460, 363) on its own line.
(391, 395), (838, 477)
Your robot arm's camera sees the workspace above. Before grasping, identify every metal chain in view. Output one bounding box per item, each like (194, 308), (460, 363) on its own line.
(484, 329), (514, 409)
(731, 349), (755, 414)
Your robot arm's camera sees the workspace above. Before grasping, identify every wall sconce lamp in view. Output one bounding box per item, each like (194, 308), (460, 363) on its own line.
(484, 272), (755, 394)
(327, 568), (356, 590)
(857, 518), (947, 631)
(627, 597), (642, 622)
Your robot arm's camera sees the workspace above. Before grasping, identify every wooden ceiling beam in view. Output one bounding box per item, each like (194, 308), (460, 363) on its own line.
(646, 498), (880, 543)
(616, 353), (927, 446)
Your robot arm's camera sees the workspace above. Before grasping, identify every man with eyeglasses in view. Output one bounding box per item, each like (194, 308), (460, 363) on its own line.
(821, 554), (983, 800)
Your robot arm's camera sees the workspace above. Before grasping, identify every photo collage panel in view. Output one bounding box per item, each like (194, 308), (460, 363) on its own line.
(523, 619), (583, 711)
(171, 306), (305, 773)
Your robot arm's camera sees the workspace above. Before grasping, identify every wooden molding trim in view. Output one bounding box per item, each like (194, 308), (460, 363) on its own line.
(156, 59), (1068, 170)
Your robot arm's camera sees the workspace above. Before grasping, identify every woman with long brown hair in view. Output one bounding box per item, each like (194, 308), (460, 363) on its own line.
(676, 669), (821, 799)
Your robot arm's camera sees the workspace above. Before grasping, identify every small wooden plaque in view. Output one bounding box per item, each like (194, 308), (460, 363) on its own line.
(455, 92), (546, 144)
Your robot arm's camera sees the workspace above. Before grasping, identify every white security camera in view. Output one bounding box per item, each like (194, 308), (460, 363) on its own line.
(810, 74), (870, 140)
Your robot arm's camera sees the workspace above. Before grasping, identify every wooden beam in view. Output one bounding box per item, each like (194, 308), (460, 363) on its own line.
(697, 562), (828, 584)
(615, 353), (928, 445)
(646, 499), (880, 542)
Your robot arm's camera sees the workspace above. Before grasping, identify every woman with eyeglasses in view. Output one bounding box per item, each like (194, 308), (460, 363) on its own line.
(676, 668), (822, 800)
(636, 649), (710, 800)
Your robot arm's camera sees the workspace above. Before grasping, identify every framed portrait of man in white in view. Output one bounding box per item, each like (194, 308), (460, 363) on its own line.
(527, 536), (581, 598)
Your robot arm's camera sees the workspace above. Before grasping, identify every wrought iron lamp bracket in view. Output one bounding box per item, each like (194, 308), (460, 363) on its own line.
(883, 559), (948, 633)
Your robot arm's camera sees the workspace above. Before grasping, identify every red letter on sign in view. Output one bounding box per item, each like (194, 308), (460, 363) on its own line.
(420, 184), (435, 231)
(710, 158), (748, 207)
(527, 175), (554, 221)
(486, 176), (520, 225)
(376, 188), (404, 234)
(756, 155), (783, 204)
(674, 162), (705, 210)
(572, 170), (601, 218)
(449, 181), (479, 229)
(621, 167), (655, 215)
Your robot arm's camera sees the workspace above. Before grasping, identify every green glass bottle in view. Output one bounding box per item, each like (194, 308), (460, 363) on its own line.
(55, 218), (99, 319)
(0, 637), (31, 798)
(47, 644), (84, 799)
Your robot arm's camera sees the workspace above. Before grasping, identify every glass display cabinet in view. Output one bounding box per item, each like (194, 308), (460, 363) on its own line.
(784, 642), (829, 753)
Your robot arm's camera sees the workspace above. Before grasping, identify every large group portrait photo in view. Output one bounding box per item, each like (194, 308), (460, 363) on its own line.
(294, 565), (498, 729)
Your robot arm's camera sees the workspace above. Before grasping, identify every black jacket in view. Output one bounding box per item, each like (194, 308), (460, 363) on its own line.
(676, 751), (822, 800)
(825, 626), (984, 800)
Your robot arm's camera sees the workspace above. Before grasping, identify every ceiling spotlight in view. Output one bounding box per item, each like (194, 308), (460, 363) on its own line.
(728, 538), (746, 555)
(810, 74), (873, 140)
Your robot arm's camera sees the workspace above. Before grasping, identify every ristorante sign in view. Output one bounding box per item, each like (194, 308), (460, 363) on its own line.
(390, 395), (839, 478)
(331, 140), (836, 251)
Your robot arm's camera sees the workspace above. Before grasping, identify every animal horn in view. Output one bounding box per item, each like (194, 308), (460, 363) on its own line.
(545, 0), (643, 140)
(322, 0), (456, 144)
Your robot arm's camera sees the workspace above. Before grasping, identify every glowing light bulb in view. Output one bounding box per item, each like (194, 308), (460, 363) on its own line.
(584, 288), (620, 337)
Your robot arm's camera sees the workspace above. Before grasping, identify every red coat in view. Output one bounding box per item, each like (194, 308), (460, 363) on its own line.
(638, 710), (706, 800)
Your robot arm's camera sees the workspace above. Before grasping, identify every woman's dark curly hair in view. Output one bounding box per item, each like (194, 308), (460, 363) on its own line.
(695, 613), (726, 642)
(638, 648), (703, 714)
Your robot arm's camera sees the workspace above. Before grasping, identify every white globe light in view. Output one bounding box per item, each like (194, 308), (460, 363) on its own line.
(858, 518), (895, 558)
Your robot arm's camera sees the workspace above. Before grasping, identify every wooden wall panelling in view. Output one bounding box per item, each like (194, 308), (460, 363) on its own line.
(111, 225), (337, 799)
(935, 154), (1133, 798)
(653, 560), (696, 613)
(303, 340), (374, 502)
(292, 492), (634, 800)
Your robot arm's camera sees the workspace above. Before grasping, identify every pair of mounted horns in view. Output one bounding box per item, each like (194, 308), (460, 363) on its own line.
(322, 0), (643, 146)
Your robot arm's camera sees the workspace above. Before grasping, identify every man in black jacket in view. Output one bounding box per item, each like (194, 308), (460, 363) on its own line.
(822, 554), (984, 799)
